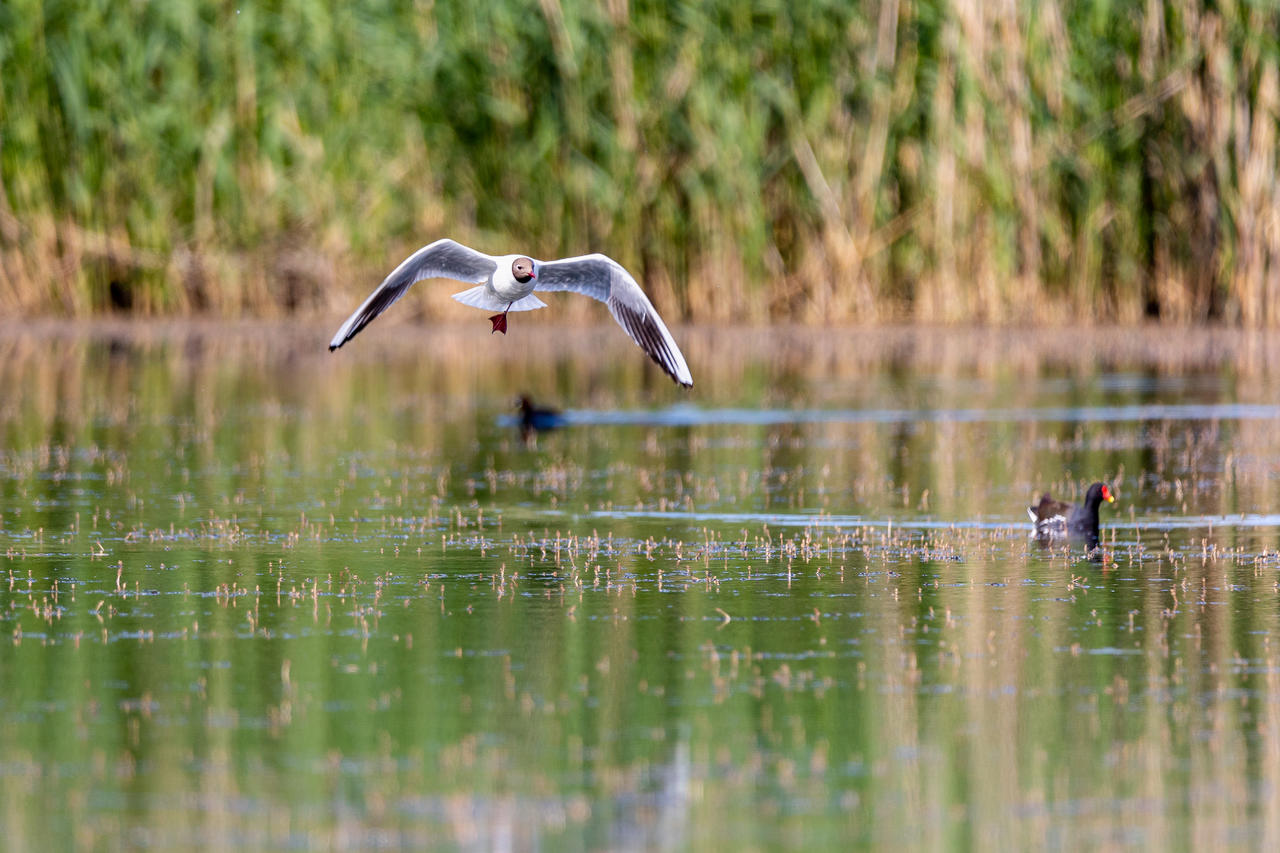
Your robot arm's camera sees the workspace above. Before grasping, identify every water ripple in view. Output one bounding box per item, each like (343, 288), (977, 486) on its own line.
(503, 402), (1280, 428)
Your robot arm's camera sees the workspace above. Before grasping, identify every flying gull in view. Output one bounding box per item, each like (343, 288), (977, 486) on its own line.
(329, 239), (693, 387)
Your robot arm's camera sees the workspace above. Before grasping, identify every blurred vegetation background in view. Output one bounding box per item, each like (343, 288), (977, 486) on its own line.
(1, 0), (1277, 324)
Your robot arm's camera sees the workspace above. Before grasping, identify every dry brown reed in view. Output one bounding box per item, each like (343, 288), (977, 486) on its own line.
(1, 0), (1278, 323)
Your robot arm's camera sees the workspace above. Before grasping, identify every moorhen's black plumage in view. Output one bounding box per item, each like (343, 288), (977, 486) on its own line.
(1027, 482), (1116, 543)
(517, 394), (565, 444)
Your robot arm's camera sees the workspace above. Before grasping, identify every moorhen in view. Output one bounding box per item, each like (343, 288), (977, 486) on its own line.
(1027, 481), (1116, 544)
(516, 394), (565, 444)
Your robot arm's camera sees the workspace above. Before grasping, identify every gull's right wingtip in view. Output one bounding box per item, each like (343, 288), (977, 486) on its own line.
(328, 324), (352, 351)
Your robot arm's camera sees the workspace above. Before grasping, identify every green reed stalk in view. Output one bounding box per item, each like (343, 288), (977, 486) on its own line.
(0, 0), (1277, 324)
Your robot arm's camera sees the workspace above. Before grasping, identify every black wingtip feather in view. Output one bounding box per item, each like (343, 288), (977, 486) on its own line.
(618, 306), (678, 385)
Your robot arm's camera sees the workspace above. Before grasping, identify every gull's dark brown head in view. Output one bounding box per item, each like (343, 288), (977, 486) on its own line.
(512, 257), (535, 283)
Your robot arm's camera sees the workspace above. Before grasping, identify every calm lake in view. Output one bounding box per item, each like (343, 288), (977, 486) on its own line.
(3, 321), (1280, 849)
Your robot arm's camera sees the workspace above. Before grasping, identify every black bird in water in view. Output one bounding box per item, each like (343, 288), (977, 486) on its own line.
(1028, 481), (1116, 547)
(517, 394), (565, 445)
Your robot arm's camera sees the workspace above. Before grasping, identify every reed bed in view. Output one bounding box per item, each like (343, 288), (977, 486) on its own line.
(1, 0), (1278, 323)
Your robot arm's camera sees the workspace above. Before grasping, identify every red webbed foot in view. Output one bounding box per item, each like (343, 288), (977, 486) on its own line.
(489, 313), (508, 334)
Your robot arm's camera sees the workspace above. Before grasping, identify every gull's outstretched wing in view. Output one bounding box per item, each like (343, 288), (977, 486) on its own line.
(329, 239), (497, 350)
(535, 254), (693, 387)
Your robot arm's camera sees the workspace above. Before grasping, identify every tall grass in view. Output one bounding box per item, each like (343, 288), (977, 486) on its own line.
(0, 0), (1278, 324)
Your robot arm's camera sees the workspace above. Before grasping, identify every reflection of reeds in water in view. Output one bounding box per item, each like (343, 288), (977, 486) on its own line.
(4, 320), (1280, 533)
(3, 2), (1280, 324)
(7, 323), (1280, 847)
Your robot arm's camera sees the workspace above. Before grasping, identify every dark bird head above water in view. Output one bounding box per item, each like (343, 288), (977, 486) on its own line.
(512, 257), (536, 283)
(516, 393), (561, 423)
(1086, 482), (1116, 508)
(515, 394), (563, 445)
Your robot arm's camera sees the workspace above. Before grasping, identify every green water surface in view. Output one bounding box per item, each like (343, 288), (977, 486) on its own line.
(3, 324), (1280, 850)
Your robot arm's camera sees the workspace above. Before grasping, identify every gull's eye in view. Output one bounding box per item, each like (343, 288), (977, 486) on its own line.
(512, 258), (535, 282)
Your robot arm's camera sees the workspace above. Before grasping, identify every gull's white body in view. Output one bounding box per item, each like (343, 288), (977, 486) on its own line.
(329, 238), (693, 387)
(450, 253), (548, 312)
